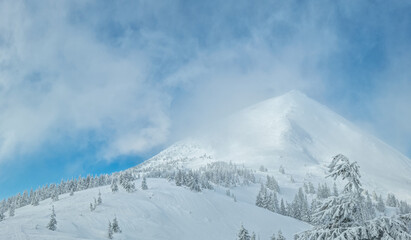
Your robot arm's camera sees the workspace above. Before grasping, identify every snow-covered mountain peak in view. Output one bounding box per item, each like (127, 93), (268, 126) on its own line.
(139, 91), (411, 201)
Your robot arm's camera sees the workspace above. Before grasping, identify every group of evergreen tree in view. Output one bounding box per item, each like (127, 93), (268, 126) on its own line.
(119, 172), (136, 192)
(271, 230), (286, 240)
(141, 176), (148, 190)
(108, 216), (121, 239)
(303, 182), (316, 194)
(90, 191), (103, 212)
(238, 224), (286, 240)
(256, 183), (279, 213)
(0, 173), (115, 217)
(266, 175), (280, 193)
(47, 205), (57, 231)
(295, 154), (411, 239)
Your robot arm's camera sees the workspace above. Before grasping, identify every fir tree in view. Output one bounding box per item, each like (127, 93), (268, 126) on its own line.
(69, 188), (74, 196)
(308, 182), (315, 194)
(108, 221), (113, 239)
(0, 206), (5, 221)
(279, 165), (285, 174)
(112, 216), (121, 233)
(277, 230), (286, 240)
(141, 177), (148, 190)
(31, 192), (39, 206)
(376, 195), (386, 213)
(363, 192), (376, 220)
(280, 199), (287, 216)
(98, 191), (102, 205)
(90, 202), (95, 212)
(111, 179), (119, 193)
(47, 205), (57, 231)
(251, 232), (256, 240)
(238, 224), (251, 240)
(52, 188), (59, 202)
(9, 203), (15, 217)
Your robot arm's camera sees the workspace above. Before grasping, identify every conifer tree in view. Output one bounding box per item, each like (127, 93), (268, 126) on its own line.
(108, 221), (113, 239)
(47, 205), (57, 231)
(279, 165), (285, 174)
(141, 177), (148, 190)
(31, 192), (39, 206)
(251, 232), (256, 240)
(112, 216), (121, 233)
(308, 182), (315, 194)
(376, 195), (386, 213)
(9, 203), (15, 217)
(237, 224), (251, 240)
(70, 188), (74, 196)
(0, 205), (5, 221)
(277, 230), (286, 240)
(111, 179), (119, 193)
(280, 199), (287, 216)
(98, 191), (102, 205)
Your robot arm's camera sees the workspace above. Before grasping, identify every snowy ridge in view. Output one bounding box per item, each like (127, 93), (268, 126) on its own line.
(139, 90), (411, 201)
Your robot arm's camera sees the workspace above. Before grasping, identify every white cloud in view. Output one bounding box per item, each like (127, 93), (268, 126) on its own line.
(0, 0), (171, 161)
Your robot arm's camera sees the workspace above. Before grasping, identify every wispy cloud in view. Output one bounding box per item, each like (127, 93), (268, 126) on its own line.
(0, 0), (410, 167)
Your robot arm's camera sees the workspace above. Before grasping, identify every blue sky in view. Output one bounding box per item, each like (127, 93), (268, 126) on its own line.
(0, 0), (410, 199)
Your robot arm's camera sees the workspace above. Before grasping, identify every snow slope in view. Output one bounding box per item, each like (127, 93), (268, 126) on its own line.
(0, 178), (310, 240)
(139, 90), (411, 201)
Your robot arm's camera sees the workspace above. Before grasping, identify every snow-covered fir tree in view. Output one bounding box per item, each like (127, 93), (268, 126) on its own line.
(266, 175), (280, 193)
(98, 191), (102, 205)
(251, 232), (256, 240)
(119, 172), (136, 192)
(0, 205), (5, 221)
(308, 182), (315, 194)
(31, 192), (39, 206)
(277, 230), (286, 240)
(69, 187), (74, 196)
(279, 165), (285, 174)
(112, 216), (121, 233)
(141, 176), (148, 190)
(8, 203), (15, 217)
(90, 202), (95, 212)
(387, 193), (399, 207)
(47, 205), (57, 231)
(111, 179), (119, 193)
(376, 194), (386, 213)
(237, 224), (251, 240)
(52, 188), (59, 202)
(108, 221), (113, 239)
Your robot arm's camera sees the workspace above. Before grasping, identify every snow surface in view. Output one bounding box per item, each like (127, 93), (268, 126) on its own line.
(139, 90), (411, 201)
(0, 178), (310, 240)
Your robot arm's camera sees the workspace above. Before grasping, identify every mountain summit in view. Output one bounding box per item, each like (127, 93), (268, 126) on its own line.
(141, 90), (411, 200)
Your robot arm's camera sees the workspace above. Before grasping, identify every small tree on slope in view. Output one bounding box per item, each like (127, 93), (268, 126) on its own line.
(47, 205), (57, 231)
(141, 176), (148, 190)
(238, 224), (251, 240)
(296, 154), (411, 240)
(112, 216), (122, 233)
(108, 221), (113, 239)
